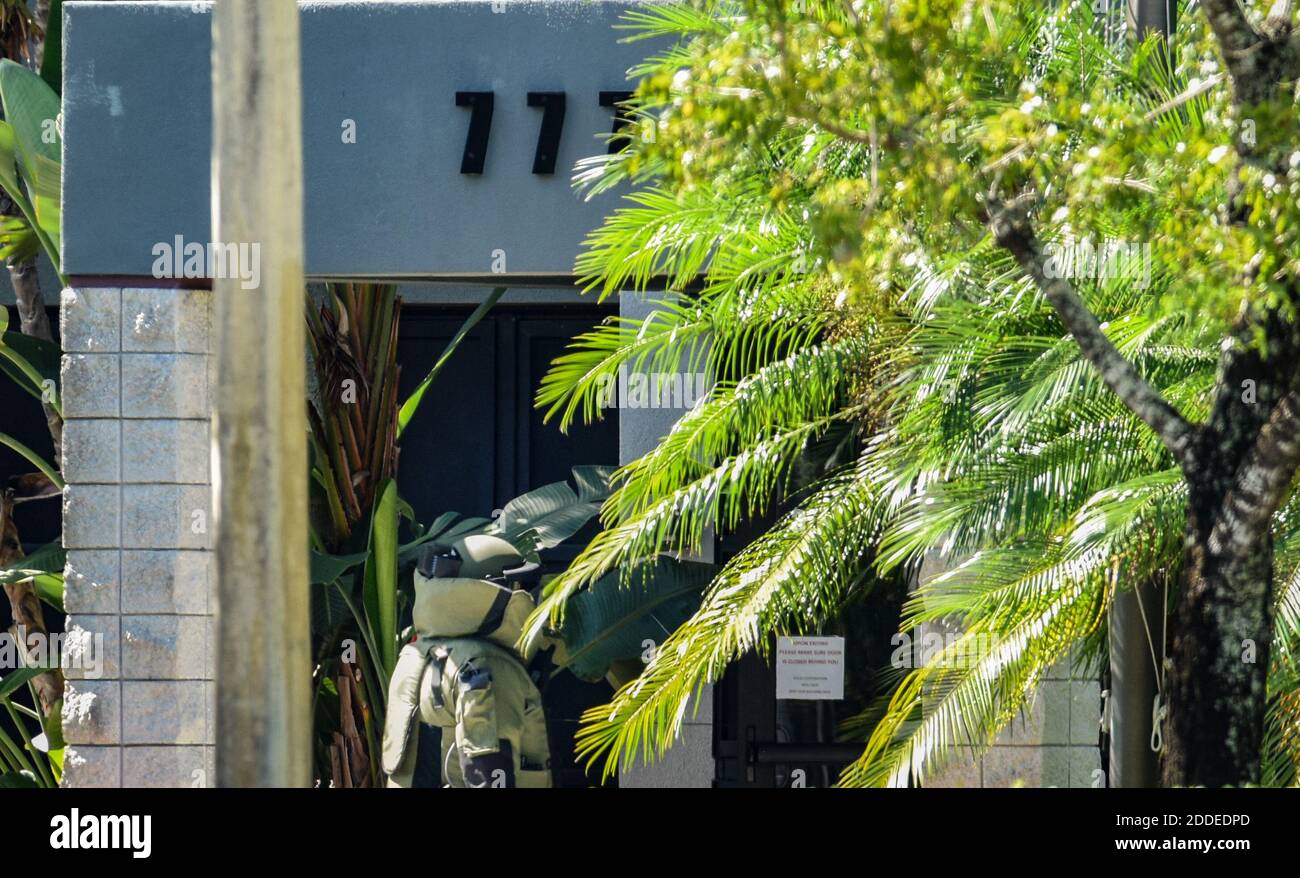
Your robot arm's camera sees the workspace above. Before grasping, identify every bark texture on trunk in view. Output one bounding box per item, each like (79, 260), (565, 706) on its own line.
(1165, 494), (1274, 786)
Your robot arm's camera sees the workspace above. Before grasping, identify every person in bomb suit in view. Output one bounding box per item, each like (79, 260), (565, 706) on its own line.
(382, 534), (552, 788)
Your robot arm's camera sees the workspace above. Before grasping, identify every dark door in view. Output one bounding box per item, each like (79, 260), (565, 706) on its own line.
(0, 306), (61, 550)
(396, 302), (620, 787)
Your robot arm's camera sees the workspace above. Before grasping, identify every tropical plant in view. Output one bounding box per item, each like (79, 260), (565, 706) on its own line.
(530, 0), (1300, 787)
(307, 460), (616, 787)
(0, 0), (64, 789)
(303, 280), (622, 786)
(0, 55), (61, 284)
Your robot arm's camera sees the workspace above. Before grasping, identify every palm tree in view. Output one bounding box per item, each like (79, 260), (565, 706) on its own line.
(531, 1), (1300, 786)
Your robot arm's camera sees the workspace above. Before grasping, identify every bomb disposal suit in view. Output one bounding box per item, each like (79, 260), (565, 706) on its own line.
(382, 535), (551, 788)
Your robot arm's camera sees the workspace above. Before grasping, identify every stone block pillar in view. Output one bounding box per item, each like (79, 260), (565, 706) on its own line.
(58, 286), (216, 788)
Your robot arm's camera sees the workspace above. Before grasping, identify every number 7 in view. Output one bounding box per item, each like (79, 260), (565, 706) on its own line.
(526, 92), (566, 175)
(455, 91), (494, 174)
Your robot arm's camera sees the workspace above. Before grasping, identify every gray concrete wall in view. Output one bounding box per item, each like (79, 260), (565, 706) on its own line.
(61, 0), (661, 279)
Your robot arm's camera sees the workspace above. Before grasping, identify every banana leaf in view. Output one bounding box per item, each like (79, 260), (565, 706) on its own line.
(362, 479), (399, 680)
(490, 465), (614, 553)
(0, 541), (65, 612)
(310, 549), (369, 586)
(556, 558), (713, 683)
(0, 330), (60, 400)
(40, 1), (63, 98)
(0, 59), (61, 269)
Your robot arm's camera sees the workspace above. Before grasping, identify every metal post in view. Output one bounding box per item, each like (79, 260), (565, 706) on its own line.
(1127, 0), (1176, 41)
(1109, 585), (1163, 787)
(211, 0), (311, 787)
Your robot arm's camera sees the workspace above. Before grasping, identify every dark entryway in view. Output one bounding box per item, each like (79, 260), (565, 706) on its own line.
(0, 306), (61, 549)
(395, 301), (620, 787)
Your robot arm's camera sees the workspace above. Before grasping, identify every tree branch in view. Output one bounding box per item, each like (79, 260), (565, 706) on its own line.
(1202, 0), (1263, 65)
(1281, 31), (1300, 80)
(1264, 0), (1294, 39)
(987, 201), (1197, 468)
(1209, 388), (1300, 558)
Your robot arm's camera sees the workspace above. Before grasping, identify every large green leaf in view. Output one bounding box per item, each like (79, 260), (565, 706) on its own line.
(0, 541), (65, 612)
(0, 329), (60, 404)
(572, 464), (617, 503)
(0, 120), (33, 218)
(490, 466), (613, 552)
(556, 558), (712, 683)
(0, 59), (61, 268)
(0, 60), (60, 167)
(362, 479), (399, 679)
(310, 549), (369, 586)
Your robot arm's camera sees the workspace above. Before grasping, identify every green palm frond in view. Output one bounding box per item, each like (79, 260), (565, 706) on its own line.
(531, 0), (1300, 787)
(572, 470), (883, 779)
(536, 283), (830, 431)
(609, 337), (867, 518)
(840, 541), (1108, 787)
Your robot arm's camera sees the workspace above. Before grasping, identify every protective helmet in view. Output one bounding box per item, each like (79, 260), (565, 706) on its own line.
(453, 534), (526, 580)
(411, 535), (541, 662)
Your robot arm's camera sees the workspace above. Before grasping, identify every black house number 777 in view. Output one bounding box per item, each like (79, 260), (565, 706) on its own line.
(455, 90), (635, 175)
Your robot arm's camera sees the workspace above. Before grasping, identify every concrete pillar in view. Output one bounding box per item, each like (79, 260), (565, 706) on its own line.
(210, 0), (310, 788)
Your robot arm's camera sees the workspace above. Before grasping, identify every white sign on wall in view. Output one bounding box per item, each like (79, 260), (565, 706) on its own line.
(775, 636), (845, 700)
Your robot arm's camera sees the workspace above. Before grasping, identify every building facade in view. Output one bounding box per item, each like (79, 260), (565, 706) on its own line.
(0, 0), (1103, 788)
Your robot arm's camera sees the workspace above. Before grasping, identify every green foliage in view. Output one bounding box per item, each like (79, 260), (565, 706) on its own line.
(0, 298), (62, 421)
(0, 541), (65, 612)
(397, 287), (505, 438)
(555, 557), (714, 684)
(362, 479), (400, 683)
(0, 57), (62, 279)
(40, 0), (63, 98)
(535, 1), (1300, 785)
(0, 666), (61, 788)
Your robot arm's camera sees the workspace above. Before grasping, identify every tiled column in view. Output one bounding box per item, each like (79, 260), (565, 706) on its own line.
(59, 286), (216, 788)
(617, 292), (715, 788)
